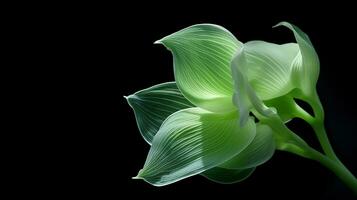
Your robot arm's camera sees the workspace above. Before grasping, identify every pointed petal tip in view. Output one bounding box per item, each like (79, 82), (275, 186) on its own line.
(124, 94), (135, 106)
(124, 95), (133, 102)
(272, 21), (287, 28)
(272, 21), (294, 30)
(132, 169), (145, 180)
(124, 94), (135, 100)
(132, 176), (144, 180)
(154, 40), (163, 44)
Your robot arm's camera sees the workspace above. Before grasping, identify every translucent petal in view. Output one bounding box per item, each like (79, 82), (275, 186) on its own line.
(274, 22), (320, 95)
(136, 108), (256, 186)
(243, 41), (298, 100)
(126, 82), (193, 144)
(156, 24), (242, 113)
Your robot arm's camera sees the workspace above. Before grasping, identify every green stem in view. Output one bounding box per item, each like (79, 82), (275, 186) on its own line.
(282, 145), (357, 194)
(261, 109), (357, 194)
(300, 147), (357, 195)
(311, 121), (341, 163)
(295, 91), (340, 162)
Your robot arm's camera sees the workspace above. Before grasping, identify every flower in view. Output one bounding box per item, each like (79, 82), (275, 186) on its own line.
(125, 22), (319, 186)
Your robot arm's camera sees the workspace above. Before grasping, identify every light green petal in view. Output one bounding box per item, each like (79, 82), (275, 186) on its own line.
(126, 82), (193, 144)
(231, 48), (275, 125)
(219, 124), (275, 169)
(201, 167), (255, 184)
(156, 24), (242, 113)
(243, 41), (299, 100)
(274, 22), (320, 95)
(136, 108), (256, 186)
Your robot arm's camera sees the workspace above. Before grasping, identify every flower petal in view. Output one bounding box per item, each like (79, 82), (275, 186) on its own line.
(274, 22), (320, 95)
(201, 167), (255, 184)
(242, 41), (298, 100)
(219, 124), (275, 169)
(136, 107), (256, 186)
(126, 82), (193, 144)
(156, 24), (242, 113)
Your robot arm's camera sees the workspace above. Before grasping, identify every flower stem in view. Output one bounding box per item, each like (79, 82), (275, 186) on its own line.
(282, 144), (357, 194)
(307, 92), (340, 160)
(295, 90), (341, 162)
(310, 121), (340, 163)
(306, 147), (357, 194)
(262, 108), (357, 194)
(294, 102), (340, 162)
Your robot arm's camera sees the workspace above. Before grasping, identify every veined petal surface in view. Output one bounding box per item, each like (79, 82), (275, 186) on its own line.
(156, 24), (242, 113)
(136, 107), (256, 186)
(126, 82), (193, 144)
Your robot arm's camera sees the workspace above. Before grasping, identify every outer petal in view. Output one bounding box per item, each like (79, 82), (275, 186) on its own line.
(156, 24), (242, 113)
(136, 108), (256, 186)
(274, 22), (320, 95)
(126, 82), (194, 144)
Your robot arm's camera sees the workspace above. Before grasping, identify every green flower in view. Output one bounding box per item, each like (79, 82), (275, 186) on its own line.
(125, 22), (357, 194)
(126, 24), (275, 186)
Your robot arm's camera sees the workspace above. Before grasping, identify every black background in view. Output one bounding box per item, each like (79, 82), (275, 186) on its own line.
(56, 2), (357, 199)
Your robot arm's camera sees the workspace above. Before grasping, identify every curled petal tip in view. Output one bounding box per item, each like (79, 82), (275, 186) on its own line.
(272, 21), (288, 28)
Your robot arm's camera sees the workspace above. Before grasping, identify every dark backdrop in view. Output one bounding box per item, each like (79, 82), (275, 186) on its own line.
(63, 2), (357, 199)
